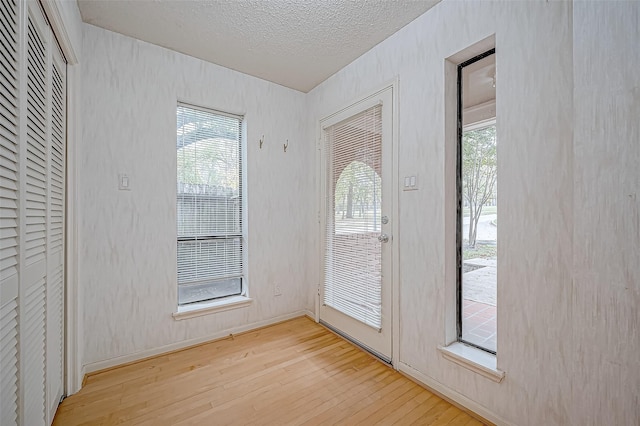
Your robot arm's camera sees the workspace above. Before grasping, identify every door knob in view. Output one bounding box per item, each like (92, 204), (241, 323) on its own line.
(378, 234), (389, 243)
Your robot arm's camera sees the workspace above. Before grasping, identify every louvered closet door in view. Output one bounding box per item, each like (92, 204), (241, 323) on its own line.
(46, 42), (66, 423)
(0, 0), (20, 424)
(22, 4), (50, 425)
(1, 2), (66, 425)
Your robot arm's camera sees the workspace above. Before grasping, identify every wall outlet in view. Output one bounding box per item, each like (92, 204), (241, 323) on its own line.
(274, 284), (282, 297)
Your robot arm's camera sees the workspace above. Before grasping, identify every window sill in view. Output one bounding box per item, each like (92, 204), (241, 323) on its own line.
(172, 296), (253, 320)
(438, 342), (505, 383)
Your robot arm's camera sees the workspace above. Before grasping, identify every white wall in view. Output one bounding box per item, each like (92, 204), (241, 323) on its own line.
(79, 24), (315, 368)
(572, 2), (640, 424)
(307, 1), (638, 424)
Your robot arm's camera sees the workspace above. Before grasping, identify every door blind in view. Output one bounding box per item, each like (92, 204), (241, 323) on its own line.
(324, 104), (383, 330)
(176, 104), (243, 305)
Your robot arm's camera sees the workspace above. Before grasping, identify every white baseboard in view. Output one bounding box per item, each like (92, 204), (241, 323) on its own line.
(397, 361), (511, 426)
(80, 364), (86, 386)
(83, 310), (309, 376)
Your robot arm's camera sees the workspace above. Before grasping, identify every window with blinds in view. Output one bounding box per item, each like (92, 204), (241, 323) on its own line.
(324, 104), (383, 330)
(176, 104), (243, 305)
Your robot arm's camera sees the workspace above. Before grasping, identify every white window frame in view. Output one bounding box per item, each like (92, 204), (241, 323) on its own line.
(439, 39), (504, 382)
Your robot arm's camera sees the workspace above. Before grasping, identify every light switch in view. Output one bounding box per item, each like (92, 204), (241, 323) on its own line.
(403, 175), (418, 191)
(118, 173), (131, 191)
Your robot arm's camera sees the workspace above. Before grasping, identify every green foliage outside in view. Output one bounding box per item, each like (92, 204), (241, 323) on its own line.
(462, 125), (497, 248)
(463, 243), (497, 260)
(177, 139), (238, 189)
(176, 107), (240, 190)
(334, 161), (381, 219)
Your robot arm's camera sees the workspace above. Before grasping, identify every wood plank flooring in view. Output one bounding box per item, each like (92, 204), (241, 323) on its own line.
(53, 317), (486, 425)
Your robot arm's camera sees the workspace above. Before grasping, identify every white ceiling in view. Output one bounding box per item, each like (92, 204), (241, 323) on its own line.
(462, 53), (496, 109)
(77, 0), (440, 93)
(461, 53), (496, 126)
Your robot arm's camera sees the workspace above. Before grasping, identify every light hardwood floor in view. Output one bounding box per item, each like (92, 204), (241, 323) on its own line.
(53, 317), (487, 425)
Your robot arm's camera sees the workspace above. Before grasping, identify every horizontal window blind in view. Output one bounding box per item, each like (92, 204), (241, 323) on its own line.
(324, 105), (383, 330)
(176, 104), (243, 305)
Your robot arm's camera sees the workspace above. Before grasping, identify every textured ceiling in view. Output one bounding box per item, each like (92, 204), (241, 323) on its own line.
(77, 0), (440, 92)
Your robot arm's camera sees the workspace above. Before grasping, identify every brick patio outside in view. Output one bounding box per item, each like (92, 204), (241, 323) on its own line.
(462, 298), (496, 352)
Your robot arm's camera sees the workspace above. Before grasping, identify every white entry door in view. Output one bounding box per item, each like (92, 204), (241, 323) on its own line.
(320, 87), (393, 361)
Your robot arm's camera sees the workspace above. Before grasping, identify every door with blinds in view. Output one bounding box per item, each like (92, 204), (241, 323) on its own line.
(319, 87), (393, 361)
(0, 1), (67, 425)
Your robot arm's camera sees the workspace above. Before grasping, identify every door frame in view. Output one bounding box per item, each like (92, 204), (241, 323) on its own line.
(315, 79), (400, 367)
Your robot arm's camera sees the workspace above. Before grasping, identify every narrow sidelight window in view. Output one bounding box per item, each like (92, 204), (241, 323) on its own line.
(457, 49), (497, 353)
(176, 104), (244, 305)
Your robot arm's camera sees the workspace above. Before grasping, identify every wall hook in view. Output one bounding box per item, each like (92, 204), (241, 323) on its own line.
(283, 139), (289, 153)
(259, 135), (264, 149)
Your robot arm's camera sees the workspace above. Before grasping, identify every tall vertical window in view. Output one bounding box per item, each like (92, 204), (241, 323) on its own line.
(176, 104), (244, 305)
(457, 50), (497, 353)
